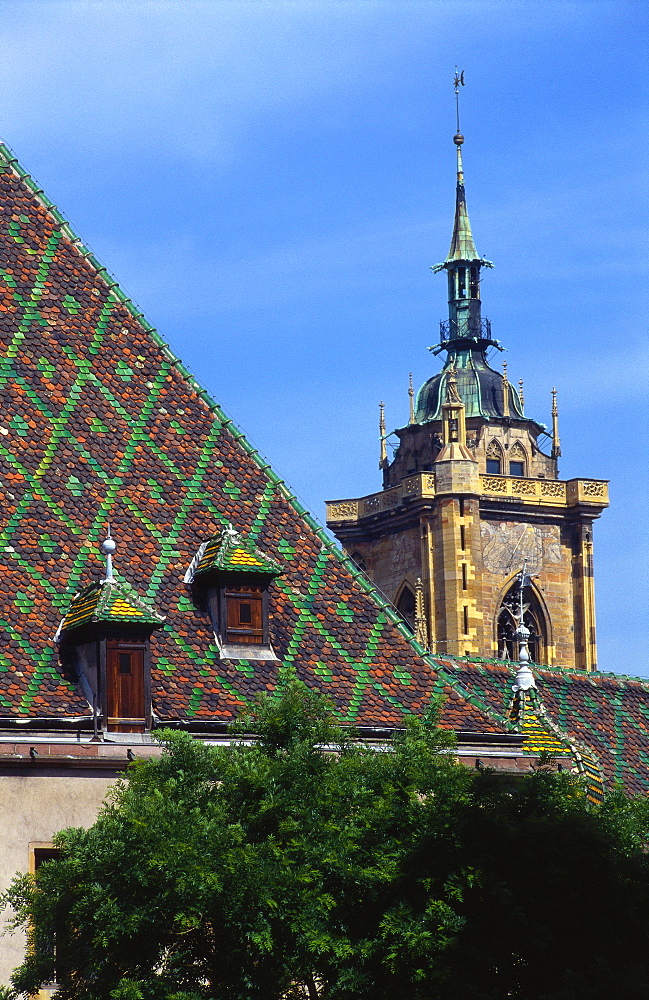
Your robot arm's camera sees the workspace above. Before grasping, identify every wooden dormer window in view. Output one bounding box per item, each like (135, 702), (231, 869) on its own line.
(105, 638), (148, 733)
(57, 534), (165, 735)
(224, 585), (265, 645)
(185, 526), (282, 661)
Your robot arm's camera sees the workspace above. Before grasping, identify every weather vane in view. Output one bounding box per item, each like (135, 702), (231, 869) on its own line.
(453, 67), (465, 135)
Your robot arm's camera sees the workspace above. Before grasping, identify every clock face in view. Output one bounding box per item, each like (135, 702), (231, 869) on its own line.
(480, 521), (562, 576)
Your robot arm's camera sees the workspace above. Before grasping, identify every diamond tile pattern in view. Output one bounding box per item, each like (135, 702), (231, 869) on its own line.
(0, 144), (500, 734)
(60, 577), (165, 632)
(0, 143), (647, 797)
(192, 528), (282, 578)
(448, 658), (649, 795)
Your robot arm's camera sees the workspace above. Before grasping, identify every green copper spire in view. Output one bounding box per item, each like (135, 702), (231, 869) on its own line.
(414, 75), (543, 427)
(431, 72), (495, 351)
(446, 134), (480, 262)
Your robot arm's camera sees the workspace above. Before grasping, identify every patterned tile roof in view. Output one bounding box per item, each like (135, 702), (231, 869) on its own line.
(445, 657), (649, 796)
(0, 142), (501, 736)
(59, 577), (165, 633)
(0, 142), (647, 797)
(188, 527), (282, 580)
(508, 685), (604, 804)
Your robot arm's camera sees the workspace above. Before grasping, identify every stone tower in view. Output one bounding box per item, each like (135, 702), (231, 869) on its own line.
(327, 124), (609, 671)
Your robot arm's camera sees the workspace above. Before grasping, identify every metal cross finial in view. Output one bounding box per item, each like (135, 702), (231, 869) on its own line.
(453, 67), (465, 134)
(518, 561), (527, 624)
(513, 560), (536, 691)
(379, 401), (387, 468)
(551, 386), (561, 460)
(100, 523), (116, 582)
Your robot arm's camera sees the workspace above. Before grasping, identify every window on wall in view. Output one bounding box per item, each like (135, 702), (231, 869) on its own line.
(30, 844), (61, 986)
(497, 583), (546, 663)
(105, 639), (147, 734)
(350, 551), (367, 573)
(202, 577), (276, 659)
(224, 585), (264, 645)
(396, 586), (416, 632)
(486, 441), (503, 475)
(508, 443), (527, 477)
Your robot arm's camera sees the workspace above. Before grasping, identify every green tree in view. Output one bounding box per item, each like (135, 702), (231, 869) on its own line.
(5, 681), (649, 1000)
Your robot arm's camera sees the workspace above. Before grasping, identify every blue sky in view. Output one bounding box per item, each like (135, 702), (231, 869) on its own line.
(0, 0), (646, 673)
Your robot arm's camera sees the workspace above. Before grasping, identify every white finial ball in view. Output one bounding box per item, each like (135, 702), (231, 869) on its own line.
(101, 537), (116, 555)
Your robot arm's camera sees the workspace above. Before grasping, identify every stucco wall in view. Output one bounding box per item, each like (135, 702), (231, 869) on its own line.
(0, 774), (115, 985)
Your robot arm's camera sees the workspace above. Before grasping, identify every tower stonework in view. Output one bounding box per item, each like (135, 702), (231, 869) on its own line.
(327, 128), (608, 671)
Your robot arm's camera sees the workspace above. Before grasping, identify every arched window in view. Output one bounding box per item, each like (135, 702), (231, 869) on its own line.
(350, 551), (367, 573)
(496, 581), (546, 663)
(509, 441), (527, 478)
(486, 439), (503, 475)
(396, 585), (416, 632)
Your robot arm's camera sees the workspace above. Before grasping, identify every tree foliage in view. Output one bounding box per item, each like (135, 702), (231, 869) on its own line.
(5, 681), (649, 1000)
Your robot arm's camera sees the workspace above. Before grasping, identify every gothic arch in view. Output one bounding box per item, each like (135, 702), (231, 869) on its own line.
(403, 450), (416, 474)
(395, 582), (416, 632)
(486, 438), (504, 474)
(509, 440), (527, 476)
(350, 551), (367, 573)
(494, 574), (551, 664)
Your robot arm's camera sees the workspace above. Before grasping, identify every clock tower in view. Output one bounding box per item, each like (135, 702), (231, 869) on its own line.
(326, 119), (608, 671)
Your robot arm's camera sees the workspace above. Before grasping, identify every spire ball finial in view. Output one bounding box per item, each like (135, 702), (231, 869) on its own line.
(453, 132), (464, 146)
(101, 524), (116, 582)
(101, 536), (116, 556)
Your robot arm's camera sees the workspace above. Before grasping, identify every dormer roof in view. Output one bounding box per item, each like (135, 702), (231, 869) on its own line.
(59, 578), (165, 634)
(189, 527), (282, 581)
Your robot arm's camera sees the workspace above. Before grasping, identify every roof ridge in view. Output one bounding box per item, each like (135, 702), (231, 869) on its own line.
(429, 656), (519, 733)
(536, 663), (649, 690)
(0, 142), (325, 539)
(0, 142), (549, 736)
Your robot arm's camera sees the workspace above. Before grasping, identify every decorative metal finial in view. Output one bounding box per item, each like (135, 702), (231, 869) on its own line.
(453, 67), (465, 139)
(502, 361), (510, 418)
(551, 386), (561, 460)
(513, 562), (536, 691)
(379, 401), (387, 468)
(100, 524), (116, 582)
(408, 373), (415, 424)
(414, 577), (429, 649)
(518, 378), (525, 411)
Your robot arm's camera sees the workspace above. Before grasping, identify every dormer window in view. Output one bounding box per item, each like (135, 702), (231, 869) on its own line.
(185, 526), (282, 661)
(224, 585), (265, 645)
(56, 533), (165, 734)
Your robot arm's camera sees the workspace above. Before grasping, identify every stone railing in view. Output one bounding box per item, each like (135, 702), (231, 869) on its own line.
(326, 474), (435, 523)
(327, 473), (608, 524)
(480, 475), (608, 507)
